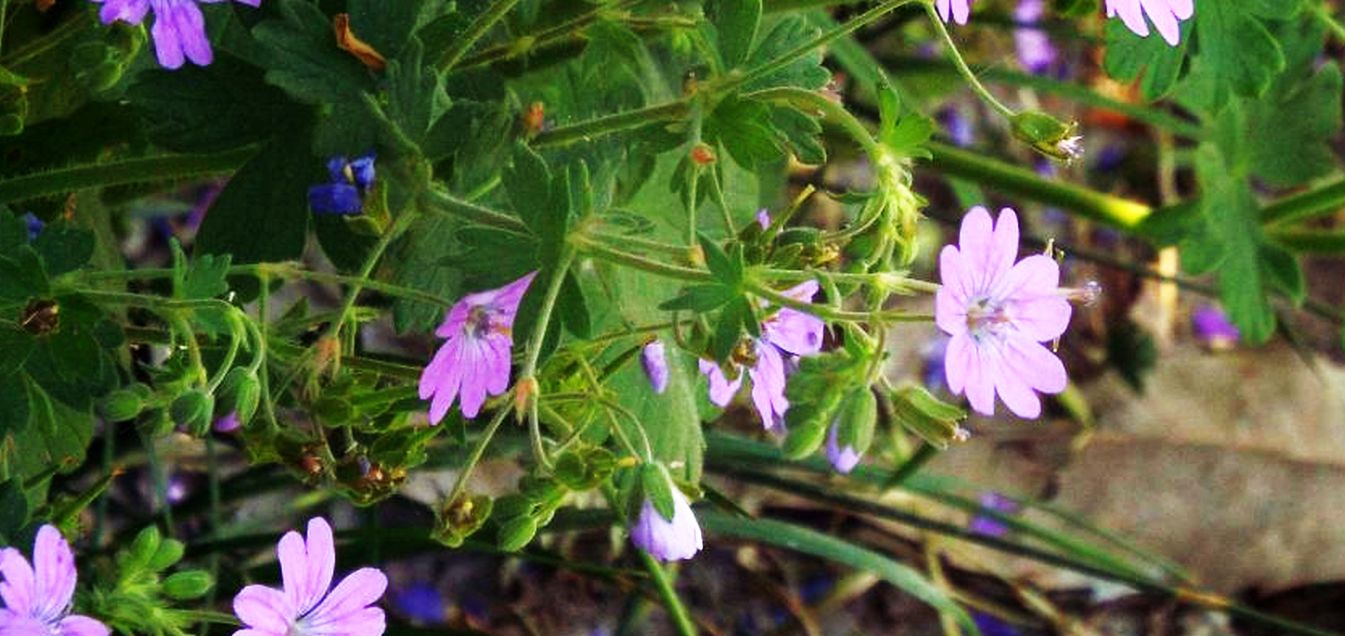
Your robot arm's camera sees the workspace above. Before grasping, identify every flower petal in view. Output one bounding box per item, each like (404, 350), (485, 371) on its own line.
(989, 345), (1042, 419)
(150, 7), (186, 69)
(943, 333), (972, 397)
(1004, 336), (1068, 395)
(58, 615), (110, 636)
(303, 568), (387, 632)
(456, 338), (492, 419)
(962, 340), (996, 416)
(1143, 0), (1182, 46)
(699, 360), (742, 407)
(300, 518), (336, 615)
(303, 607), (385, 636)
(0, 548), (34, 616)
(233, 585), (294, 633)
(748, 344), (789, 432)
(33, 525), (77, 622)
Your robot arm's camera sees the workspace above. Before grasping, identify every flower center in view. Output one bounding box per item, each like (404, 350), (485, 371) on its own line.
(965, 296), (1009, 338)
(466, 305), (509, 339)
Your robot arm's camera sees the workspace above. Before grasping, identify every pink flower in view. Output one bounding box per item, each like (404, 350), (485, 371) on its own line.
(1105, 0), (1192, 46)
(419, 273), (537, 423)
(699, 281), (824, 431)
(232, 517), (387, 636)
(0, 525), (109, 636)
(935, 207), (1071, 419)
(641, 340), (670, 394)
(935, 0), (972, 24)
(630, 487), (702, 562)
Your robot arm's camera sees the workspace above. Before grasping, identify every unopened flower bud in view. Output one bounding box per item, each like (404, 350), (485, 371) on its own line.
(690, 143), (716, 166)
(1011, 111), (1083, 163)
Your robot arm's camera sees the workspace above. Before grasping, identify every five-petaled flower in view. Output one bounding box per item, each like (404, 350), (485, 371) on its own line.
(630, 485), (703, 562)
(232, 517), (387, 636)
(309, 153), (377, 216)
(935, 207), (1071, 419)
(93, 0), (261, 69)
(420, 272), (536, 423)
(698, 281), (824, 432)
(0, 525), (109, 636)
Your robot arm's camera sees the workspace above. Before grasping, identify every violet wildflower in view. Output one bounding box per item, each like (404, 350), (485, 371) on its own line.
(630, 484), (703, 562)
(93, 0), (260, 70)
(308, 153), (377, 216)
(419, 272), (536, 423)
(755, 208), (771, 230)
(938, 107), (975, 148)
(698, 281), (824, 431)
(214, 411), (241, 433)
(0, 525), (109, 636)
(1105, 0), (1192, 46)
(935, 0), (971, 24)
(825, 421), (861, 474)
(1192, 304), (1239, 350)
(232, 517), (387, 636)
(936, 207), (1071, 418)
(1014, 0), (1057, 75)
(641, 340), (670, 394)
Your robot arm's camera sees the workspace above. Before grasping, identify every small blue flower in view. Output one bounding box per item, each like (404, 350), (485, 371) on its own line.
(309, 152), (376, 215)
(21, 213), (44, 241)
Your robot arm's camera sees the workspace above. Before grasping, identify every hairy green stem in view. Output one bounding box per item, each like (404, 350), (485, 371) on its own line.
(926, 142), (1152, 229)
(439, 0), (523, 71)
(533, 100), (693, 148)
(1260, 177), (1345, 226)
(83, 263), (453, 308)
(923, 1), (1015, 119)
(517, 251), (578, 470)
(638, 551), (698, 636)
(575, 236), (714, 282)
(445, 405), (512, 505)
(0, 146), (256, 205)
(421, 187), (530, 234)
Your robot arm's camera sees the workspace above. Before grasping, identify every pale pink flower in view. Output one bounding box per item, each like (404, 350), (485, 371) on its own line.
(419, 273), (536, 422)
(630, 486), (702, 562)
(935, 207), (1071, 418)
(698, 281), (824, 431)
(1105, 0), (1193, 46)
(232, 517), (387, 636)
(935, 0), (971, 24)
(0, 526), (108, 636)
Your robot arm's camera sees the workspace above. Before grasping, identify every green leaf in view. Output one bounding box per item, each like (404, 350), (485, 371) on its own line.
(0, 325), (34, 377)
(0, 479), (29, 543)
(1191, 0), (1287, 102)
(1245, 19), (1340, 187)
(0, 246), (48, 304)
(348, 0), (448, 58)
(742, 16), (831, 91)
(699, 511), (976, 631)
(10, 376), (94, 480)
(769, 106), (826, 164)
(127, 54), (304, 153)
(0, 372), (30, 439)
(710, 0), (762, 69)
(503, 142), (552, 232)
(658, 284), (738, 312)
(253, 0), (375, 104)
(639, 463), (676, 520)
(195, 134), (311, 264)
(1102, 18), (1189, 100)
(31, 222), (93, 277)
(1194, 143), (1275, 343)
(386, 38), (451, 143)
(704, 96), (780, 168)
(558, 271), (592, 339)
(392, 216), (464, 333)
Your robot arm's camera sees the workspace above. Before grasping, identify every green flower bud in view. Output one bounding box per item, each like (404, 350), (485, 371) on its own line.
(1010, 111), (1083, 163)
(162, 571), (214, 600)
(100, 389), (145, 422)
(170, 390), (214, 436)
(148, 538), (185, 571)
(496, 516), (539, 552)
